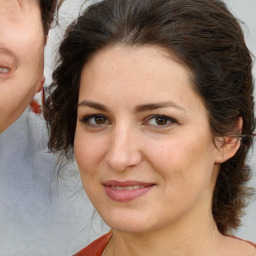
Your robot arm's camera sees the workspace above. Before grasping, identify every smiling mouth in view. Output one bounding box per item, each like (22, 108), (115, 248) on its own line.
(103, 181), (155, 202)
(110, 185), (146, 190)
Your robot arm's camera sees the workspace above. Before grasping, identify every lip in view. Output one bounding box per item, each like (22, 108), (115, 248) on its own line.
(103, 180), (155, 202)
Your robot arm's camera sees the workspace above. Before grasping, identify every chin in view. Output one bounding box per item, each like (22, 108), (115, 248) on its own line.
(112, 224), (148, 234)
(103, 214), (153, 234)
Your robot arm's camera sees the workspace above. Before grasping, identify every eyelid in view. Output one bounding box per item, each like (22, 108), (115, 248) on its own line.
(0, 66), (12, 79)
(0, 55), (17, 75)
(0, 58), (16, 77)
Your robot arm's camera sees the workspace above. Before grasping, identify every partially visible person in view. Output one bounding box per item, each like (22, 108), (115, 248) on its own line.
(45, 0), (256, 255)
(0, 0), (94, 255)
(0, 0), (58, 132)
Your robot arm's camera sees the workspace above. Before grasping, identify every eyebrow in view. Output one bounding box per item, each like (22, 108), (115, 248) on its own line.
(78, 100), (186, 112)
(78, 100), (109, 111)
(135, 101), (186, 112)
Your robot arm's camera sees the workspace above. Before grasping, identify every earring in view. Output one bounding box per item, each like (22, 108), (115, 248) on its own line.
(30, 98), (42, 115)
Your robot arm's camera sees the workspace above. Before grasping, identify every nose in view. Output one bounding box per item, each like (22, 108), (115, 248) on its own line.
(105, 127), (142, 172)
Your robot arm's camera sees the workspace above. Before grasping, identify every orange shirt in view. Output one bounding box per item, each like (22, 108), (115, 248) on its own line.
(74, 232), (112, 256)
(74, 232), (256, 256)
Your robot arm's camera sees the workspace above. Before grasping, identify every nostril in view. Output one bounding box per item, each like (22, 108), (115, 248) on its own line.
(105, 130), (142, 171)
(105, 147), (142, 171)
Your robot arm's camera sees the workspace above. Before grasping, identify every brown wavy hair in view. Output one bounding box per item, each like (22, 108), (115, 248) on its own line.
(44, 0), (255, 235)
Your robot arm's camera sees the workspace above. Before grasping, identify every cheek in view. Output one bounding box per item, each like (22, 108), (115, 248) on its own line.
(74, 127), (107, 176)
(0, 77), (39, 129)
(144, 136), (196, 169)
(74, 129), (107, 204)
(19, 47), (44, 84)
(145, 134), (215, 187)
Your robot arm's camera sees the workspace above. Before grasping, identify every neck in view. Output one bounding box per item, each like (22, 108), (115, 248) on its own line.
(106, 217), (222, 256)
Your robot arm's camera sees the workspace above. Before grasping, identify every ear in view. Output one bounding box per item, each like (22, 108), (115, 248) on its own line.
(214, 117), (243, 164)
(36, 75), (46, 93)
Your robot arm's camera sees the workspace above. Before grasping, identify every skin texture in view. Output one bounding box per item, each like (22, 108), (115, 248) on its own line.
(0, 0), (45, 132)
(74, 45), (253, 256)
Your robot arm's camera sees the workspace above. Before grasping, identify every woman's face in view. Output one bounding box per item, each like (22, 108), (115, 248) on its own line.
(75, 45), (222, 233)
(0, 0), (45, 132)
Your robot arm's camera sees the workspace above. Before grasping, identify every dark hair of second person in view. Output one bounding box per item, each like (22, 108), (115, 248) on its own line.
(39, 0), (64, 35)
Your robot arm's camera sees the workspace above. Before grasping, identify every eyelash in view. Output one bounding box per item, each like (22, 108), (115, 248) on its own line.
(80, 114), (177, 129)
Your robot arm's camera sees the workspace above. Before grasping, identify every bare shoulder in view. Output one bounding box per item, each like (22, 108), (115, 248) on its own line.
(223, 236), (256, 256)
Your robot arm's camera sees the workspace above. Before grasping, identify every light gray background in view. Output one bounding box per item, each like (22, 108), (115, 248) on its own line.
(223, 0), (256, 241)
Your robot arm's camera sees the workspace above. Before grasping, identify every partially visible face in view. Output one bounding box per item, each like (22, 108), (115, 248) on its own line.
(75, 45), (222, 234)
(0, 0), (45, 132)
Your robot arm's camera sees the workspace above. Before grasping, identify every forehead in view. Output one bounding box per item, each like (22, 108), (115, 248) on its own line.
(80, 45), (203, 109)
(0, 0), (40, 20)
(0, 0), (42, 36)
(82, 45), (193, 91)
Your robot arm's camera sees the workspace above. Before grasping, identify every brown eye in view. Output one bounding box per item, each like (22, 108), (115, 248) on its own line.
(145, 115), (177, 128)
(155, 116), (168, 125)
(81, 114), (110, 127)
(95, 116), (106, 124)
